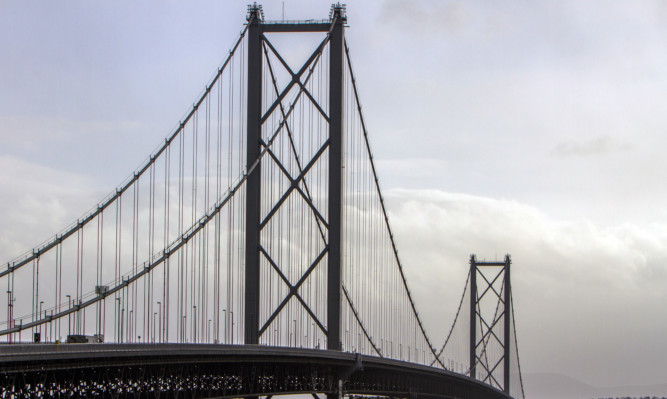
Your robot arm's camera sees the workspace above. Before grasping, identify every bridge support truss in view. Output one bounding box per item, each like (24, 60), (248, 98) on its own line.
(469, 254), (511, 394)
(0, 3), (527, 397)
(0, 344), (513, 399)
(244, 4), (346, 351)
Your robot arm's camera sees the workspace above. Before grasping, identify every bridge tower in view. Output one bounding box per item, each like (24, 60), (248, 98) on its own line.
(469, 254), (512, 394)
(244, 4), (346, 351)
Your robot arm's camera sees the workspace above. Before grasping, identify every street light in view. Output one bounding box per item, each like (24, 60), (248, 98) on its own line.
(6, 291), (15, 343)
(115, 298), (121, 342)
(129, 310), (133, 342)
(192, 305), (197, 343)
(293, 319), (297, 347)
(311, 322), (315, 348)
(49, 310), (53, 343)
(39, 301), (44, 339)
(120, 308), (125, 343)
(6, 291), (12, 331)
(230, 311), (234, 344)
(223, 309), (227, 343)
(66, 295), (71, 337)
(156, 301), (162, 343)
(182, 315), (187, 343)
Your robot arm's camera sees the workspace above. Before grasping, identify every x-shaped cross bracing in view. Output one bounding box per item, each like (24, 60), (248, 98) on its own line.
(473, 267), (507, 390)
(255, 31), (334, 340)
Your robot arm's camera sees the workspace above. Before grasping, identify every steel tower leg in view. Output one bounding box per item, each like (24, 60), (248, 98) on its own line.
(245, 9), (263, 345)
(327, 7), (344, 352)
(469, 254), (512, 392)
(504, 255), (511, 394)
(469, 255), (477, 379)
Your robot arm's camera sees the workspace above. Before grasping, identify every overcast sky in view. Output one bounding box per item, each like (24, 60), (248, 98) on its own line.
(2, 0), (667, 394)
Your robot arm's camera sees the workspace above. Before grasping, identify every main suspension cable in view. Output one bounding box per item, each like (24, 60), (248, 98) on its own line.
(511, 289), (526, 399)
(431, 268), (471, 366)
(1, 25), (250, 279)
(343, 40), (445, 369)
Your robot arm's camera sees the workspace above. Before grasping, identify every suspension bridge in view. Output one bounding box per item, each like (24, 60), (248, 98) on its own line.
(0, 5), (525, 398)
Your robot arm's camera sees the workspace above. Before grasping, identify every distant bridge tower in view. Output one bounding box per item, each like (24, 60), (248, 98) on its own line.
(469, 254), (512, 394)
(244, 4), (346, 351)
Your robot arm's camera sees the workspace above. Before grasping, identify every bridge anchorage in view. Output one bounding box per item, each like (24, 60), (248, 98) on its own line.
(0, 3), (525, 399)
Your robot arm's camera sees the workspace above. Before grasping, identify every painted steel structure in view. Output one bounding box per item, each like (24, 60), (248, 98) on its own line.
(244, 4), (345, 351)
(0, 4), (525, 399)
(0, 344), (512, 398)
(470, 255), (512, 394)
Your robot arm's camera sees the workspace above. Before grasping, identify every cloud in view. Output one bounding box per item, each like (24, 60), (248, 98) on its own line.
(551, 135), (632, 157)
(375, 158), (449, 178)
(0, 156), (102, 261)
(378, 0), (466, 35)
(0, 115), (143, 146)
(1, 0), (667, 391)
(384, 188), (667, 387)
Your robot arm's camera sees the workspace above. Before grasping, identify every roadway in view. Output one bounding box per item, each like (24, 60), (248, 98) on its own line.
(0, 343), (512, 398)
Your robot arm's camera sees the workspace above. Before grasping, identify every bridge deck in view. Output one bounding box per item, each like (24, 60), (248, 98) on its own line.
(0, 344), (511, 398)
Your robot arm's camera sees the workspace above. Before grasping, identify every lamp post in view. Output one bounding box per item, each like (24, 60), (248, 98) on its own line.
(7, 291), (14, 343)
(156, 301), (162, 343)
(192, 305), (197, 343)
(78, 299), (83, 335)
(49, 310), (53, 343)
(5, 290), (10, 326)
(120, 308), (125, 343)
(6, 291), (12, 331)
(115, 298), (121, 342)
(312, 322), (315, 348)
(39, 301), (44, 339)
(293, 319), (297, 347)
(66, 295), (71, 337)
(222, 309), (226, 343)
(182, 315), (187, 343)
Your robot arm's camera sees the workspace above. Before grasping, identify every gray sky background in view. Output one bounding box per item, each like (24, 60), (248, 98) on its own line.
(2, 0), (667, 393)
